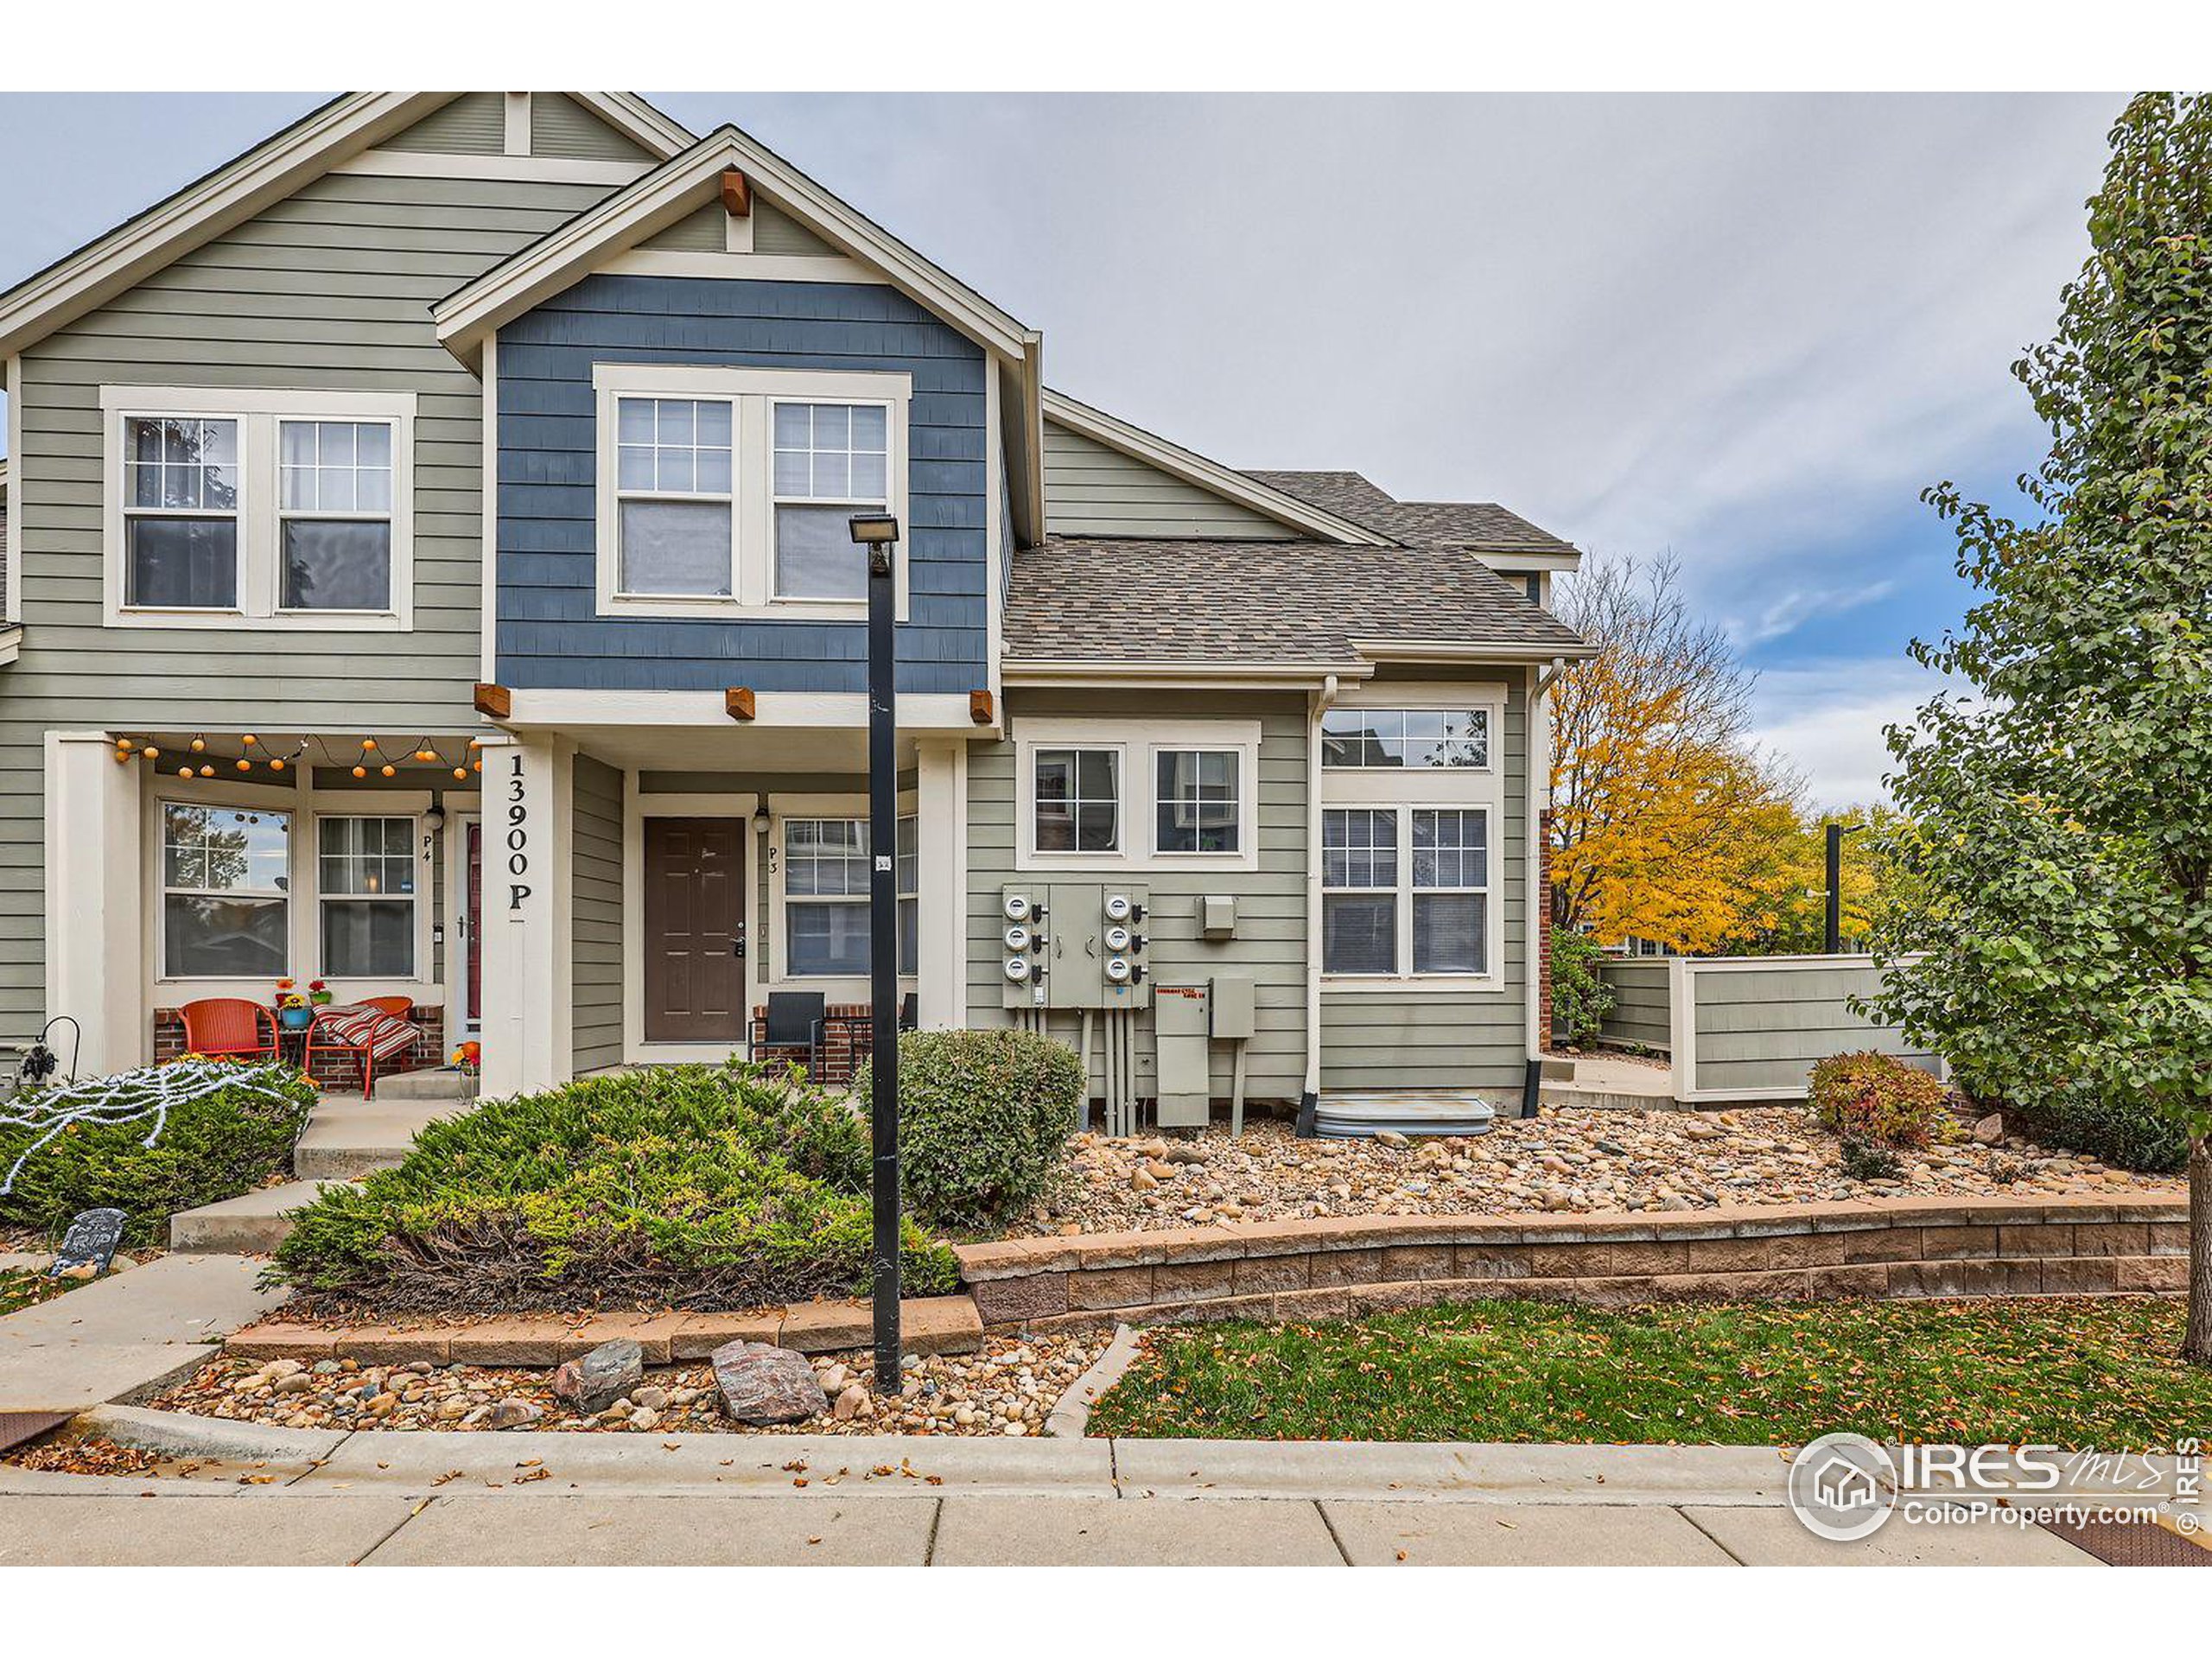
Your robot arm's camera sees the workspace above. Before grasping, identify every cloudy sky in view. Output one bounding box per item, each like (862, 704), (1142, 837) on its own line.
(0, 92), (2122, 804)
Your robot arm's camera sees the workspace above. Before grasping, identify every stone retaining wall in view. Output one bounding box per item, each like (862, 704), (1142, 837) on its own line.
(953, 1195), (2190, 1332)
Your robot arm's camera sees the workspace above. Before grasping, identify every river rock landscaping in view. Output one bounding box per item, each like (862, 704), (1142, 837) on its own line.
(137, 1332), (1108, 1438)
(1021, 1109), (2179, 1235)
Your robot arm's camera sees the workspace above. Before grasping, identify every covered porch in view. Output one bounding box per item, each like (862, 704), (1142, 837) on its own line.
(475, 688), (982, 1100)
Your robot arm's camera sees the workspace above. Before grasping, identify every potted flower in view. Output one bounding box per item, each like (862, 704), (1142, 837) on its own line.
(307, 979), (334, 1007)
(449, 1040), (480, 1075)
(273, 979), (314, 1031)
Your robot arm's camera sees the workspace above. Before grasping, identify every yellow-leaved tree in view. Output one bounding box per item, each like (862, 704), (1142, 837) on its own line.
(1549, 553), (1803, 952)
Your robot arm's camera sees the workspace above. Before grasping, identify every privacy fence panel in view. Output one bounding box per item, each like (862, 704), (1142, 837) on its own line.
(1669, 954), (1942, 1103)
(1596, 958), (1673, 1052)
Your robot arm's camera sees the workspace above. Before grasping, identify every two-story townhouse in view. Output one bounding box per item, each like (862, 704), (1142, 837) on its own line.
(0, 92), (1592, 1132)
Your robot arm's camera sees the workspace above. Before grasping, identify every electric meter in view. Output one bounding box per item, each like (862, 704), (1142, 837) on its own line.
(1004, 956), (1033, 983)
(1103, 893), (1132, 923)
(1003, 925), (1033, 952)
(1003, 893), (1033, 924)
(1104, 956), (1132, 984)
(1104, 924), (1132, 952)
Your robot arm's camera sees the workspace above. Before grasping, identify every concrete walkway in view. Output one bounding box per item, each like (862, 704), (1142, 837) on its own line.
(0, 1253), (287, 1411)
(0, 1433), (2106, 1565)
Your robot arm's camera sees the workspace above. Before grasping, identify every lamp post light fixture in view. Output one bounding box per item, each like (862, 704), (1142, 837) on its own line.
(851, 510), (903, 1389)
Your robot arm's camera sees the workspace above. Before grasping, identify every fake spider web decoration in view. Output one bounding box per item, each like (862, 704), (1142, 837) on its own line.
(0, 1059), (298, 1198)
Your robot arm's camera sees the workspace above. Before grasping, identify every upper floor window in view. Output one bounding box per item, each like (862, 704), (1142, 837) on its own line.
(772, 402), (890, 601)
(614, 397), (734, 597)
(1321, 707), (1491, 770)
(591, 364), (910, 620)
(102, 387), (416, 632)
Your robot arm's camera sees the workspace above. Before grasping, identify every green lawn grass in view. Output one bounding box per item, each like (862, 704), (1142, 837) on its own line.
(1084, 1297), (2212, 1450)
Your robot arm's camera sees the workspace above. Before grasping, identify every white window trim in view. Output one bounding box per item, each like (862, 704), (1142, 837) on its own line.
(315, 811), (424, 981)
(1319, 686), (1507, 990)
(1014, 716), (1262, 873)
(763, 791), (920, 1003)
(590, 363), (911, 622)
(141, 774), (442, 1004)
(1319, 801), (1503, 989)
(99, 385), (416, 631)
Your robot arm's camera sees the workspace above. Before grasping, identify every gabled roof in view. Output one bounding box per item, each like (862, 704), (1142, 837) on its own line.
(432, 123), (1048, 543)
(1003, 535), (1592, 676)
(1043, 391), (1391, 547)
(0, 92), (694, 361)
(1249, 469), (1579, 559)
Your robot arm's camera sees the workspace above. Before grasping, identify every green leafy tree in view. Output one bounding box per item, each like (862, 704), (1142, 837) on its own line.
(1866, 93), (2212, 1362)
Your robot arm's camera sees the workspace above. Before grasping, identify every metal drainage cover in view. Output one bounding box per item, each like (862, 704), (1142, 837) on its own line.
(2041, 1516), (2212, 1567)
(0, 1411), (73, 1456)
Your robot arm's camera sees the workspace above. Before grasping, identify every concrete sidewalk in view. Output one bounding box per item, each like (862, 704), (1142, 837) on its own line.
(0, 1488), (2099, 1566)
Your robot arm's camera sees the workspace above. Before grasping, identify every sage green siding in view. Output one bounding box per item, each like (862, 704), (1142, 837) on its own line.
(1319, 672), (1532, 1095)
(531, 94), (656, 162)
(1043, 420), (1294, 540)
(964, 690), (1312, 1105)
(753, 200), (836, 257)
(1684, 959), (1941, 1098)
(0, 166), (615, 1040)
(572, 753), (626, 1074)
(1598, 958), (1672, 1051)
(642, 203), (726, 252)
(385, 92), (506, 155)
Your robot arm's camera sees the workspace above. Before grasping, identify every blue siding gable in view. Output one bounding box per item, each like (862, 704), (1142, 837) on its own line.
(494, 273), (988, 694)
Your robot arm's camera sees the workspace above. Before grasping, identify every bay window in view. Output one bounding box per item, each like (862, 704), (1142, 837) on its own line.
(318, 816), (418, 978)
(161, 804), (289, 978)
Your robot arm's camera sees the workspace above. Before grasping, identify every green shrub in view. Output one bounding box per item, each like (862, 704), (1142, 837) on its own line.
(861, 1028), (1084, 1229)
(273, 1060), (955, 1315)
(1808, 1051), (1955, 1149)
(2008, 1084), (2189, 1175)
(0, 1060), (316, 1247)
(1551, 932), (1617, 1046)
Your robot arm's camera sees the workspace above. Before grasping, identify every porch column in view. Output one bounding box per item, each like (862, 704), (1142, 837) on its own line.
(43, 730), (145, 1075)
(475, 732), (574, 1097)
(914, 738), (969, 1029)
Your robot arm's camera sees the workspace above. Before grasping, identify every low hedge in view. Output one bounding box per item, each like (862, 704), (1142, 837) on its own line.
(1808, 1050), (1955, 1149)
(273, 1061), (957, 1315)
(0, 1060), (316, 1247)
(2007, 1084), (2190, 1175)
(861, 1028), (1084, 1229)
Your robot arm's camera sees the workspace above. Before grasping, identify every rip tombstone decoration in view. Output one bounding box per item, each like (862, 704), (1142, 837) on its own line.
(50, 1208), (127, 1279)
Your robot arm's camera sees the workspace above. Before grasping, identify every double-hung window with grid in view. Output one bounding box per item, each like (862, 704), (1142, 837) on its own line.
(772, 402), (891, 601)
(1322, 805), (1491, 977)
(318, 816), (418, 978)
(613, 397), (735, 597)
(783, 816), (918, 978)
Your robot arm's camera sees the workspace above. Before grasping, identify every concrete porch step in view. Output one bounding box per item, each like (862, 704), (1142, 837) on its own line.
(371, 1067), (479, 1103)
(169, 1179), (352, 1255)
(292, 1095), (461, 1180)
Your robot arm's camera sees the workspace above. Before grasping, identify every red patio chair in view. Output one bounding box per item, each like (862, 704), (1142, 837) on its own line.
(178, 998), (277, 1064)
(303, 995), (416, 1098)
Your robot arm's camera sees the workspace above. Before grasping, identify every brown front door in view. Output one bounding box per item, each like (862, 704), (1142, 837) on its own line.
(643, 817), (745, 1044)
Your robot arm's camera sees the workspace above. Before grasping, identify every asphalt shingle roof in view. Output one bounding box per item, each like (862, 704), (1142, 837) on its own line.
(1245, 469), (1575, 555)
(1003, 536), (1587, 668)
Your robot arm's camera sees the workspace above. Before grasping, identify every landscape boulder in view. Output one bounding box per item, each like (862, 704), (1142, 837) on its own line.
(712, 1340), (827, 1425)
(1973, 1112), (2005, 1147)
(551, 1338), (643, 1414)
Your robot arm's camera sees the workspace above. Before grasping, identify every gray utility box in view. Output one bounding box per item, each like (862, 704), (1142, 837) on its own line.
(998, 882), (1150, 1011)
(1209, 973), (1256, 1039)
(1154, 982), (1211, 1128)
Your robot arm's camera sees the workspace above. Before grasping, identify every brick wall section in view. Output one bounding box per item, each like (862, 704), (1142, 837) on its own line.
(750, 1002), (874, 1087)
(1536, 807), (1555, 1052)
(953, 1194), (2190, 1332)
(155, 1005), (444, 1083)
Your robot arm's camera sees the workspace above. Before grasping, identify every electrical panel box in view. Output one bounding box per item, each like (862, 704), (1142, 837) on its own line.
(1209, 974), (1256, 1040)
(1154, 982), (1211, 1127)
(1002, 881), (1150, 1009)
(1201, 894), (1237, 938)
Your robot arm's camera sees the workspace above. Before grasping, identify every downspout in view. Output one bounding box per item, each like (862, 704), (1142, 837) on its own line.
(1525, 658), (1566, 1065)
(1300, 672), (1340, 1135)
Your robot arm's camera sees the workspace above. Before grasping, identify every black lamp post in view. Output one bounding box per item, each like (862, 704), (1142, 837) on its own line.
(1825, 821), (1866, 955)
(849, 509), (903, 1390)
